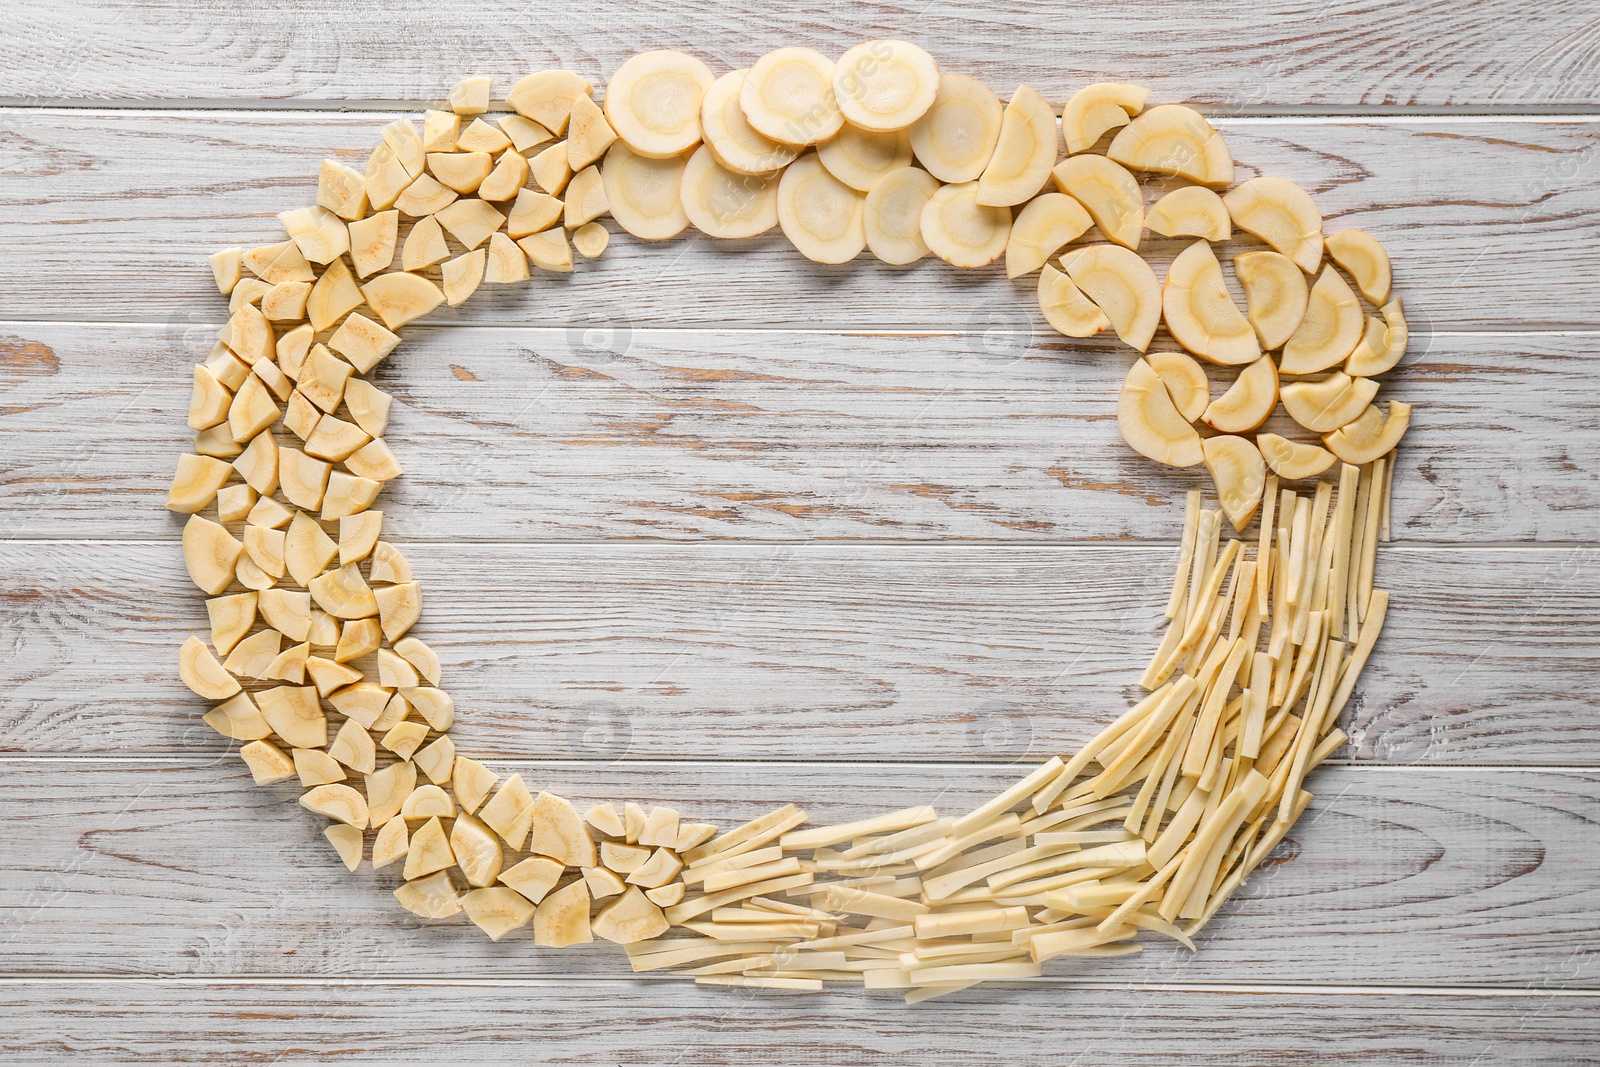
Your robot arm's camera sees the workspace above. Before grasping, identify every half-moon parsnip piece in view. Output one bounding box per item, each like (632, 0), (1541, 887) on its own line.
(1004, 192), (1093, 278)
(741, 47), (843, 147)
(920, 181), (1011, 268)
(601, 141), (690, 240)
(700, 70), (799, 175)
(975, 84), (1058, 207)
(1037, 264), (1109, 338)
(1061, 82), (1150, 155)
(908, 73), (1003, 184)
(680, 145), (780, 239)
(1257, 432), (1337, 480)
(1233, 250), (1308, 351)
(1162, 239), (1260, 365)
(1345, 297), (1408, 377)
(1223, 176), (1323, 274)
(1118, 358), (1204, 468)
(507, 70), (593, 135)
(1146, 185), (1230, 241)
(776, 151), (866, 263)
(1322, 400), (1411, 464)
(832, 39), (940, 132)
(1202, 355), (1279, 433)
(863, 165), (939, 265)
(1062, 243), (1161, 352)
(1202, 434), (1267, 531)
(1147, 350), (1209, 423)
(1050, 154), (1143, 251)
(1280, 265), (1363, 374)
(604, 49), (715, 159)
(1279, 371), (1380, 433)
(1107, 104), (1232, 186)
(1325, 228), (1392, 304)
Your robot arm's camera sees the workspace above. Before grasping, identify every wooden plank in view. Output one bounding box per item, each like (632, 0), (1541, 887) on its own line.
(4, 323), (1598, 544)
(2, 760), (1597, 987)
(0, 110), (1597, 330)
(2, 541), (1596, 762)
(4, 980), (1598, 1066)
(4, 1), (1599, 109)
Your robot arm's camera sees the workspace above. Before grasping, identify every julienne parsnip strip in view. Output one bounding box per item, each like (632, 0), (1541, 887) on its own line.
(167, 42), (1409, 1003)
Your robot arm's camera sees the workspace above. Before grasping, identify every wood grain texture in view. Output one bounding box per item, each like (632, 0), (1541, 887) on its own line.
(3, 541), (1597, 763)
(3, 760), (1598, 987)
(0, 110), (1598, 330)
(4, 323), (1598, 544)
(6, 980), (1599, 1066)
(3, 0), (1599, 109)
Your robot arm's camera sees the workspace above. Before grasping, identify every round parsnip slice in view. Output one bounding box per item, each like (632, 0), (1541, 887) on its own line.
(1322, 400), (1411, 464)
(1279, 370), (1379, 433)
(1004, 192), (1092, 279)
(832, 39), (940, 131)
(1257, 432), (1337, 480)
(1108, 104), (1233, 187)
(1050, 154), (1143, 250)
(921, 181), (1010, 268)
(1346, 297), (1408, 377)
(1281, 266), (1363, 374)
(776, 152), (866, 263)
(701, 70), (799, 175)
(1203, 354), (1279, 432)
(1147, 350), (1209, 422)
(680, 145), (780, 239)
(1202, 434), (1267, 532)
(1062, 244), (1161, 352)
(976, 84), (1058, 207)
(1234, 250), (1308, 351)
(1162, 240), (1260, 365)
(864, 166), (939, 265)
(1061, 82), (1150, 154)
(741, 47), (843, 146)
(601, 142), (690, 240)
(1119, 358), (1203, 468)
(1038, 264), (1109, 338)
(605, 49), (715, 159)
(909, 74), (1003, 184)
(1325, 228), (1392, 305)
(817, 123), (913, 191)
(1224, 176), (1323, 274)
(1146, 186), (1230, 241)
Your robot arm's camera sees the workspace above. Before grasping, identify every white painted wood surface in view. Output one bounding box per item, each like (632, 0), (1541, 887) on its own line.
(2, 5), (1598, 1063)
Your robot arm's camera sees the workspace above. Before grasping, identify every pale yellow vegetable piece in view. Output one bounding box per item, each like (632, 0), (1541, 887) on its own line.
(507, 188), (563, 238)
(499, 114), (554, 153)
(260, 281), (310, 322)
(394, 173), (458, 216)
(374, 580), (422, 641)
(740, 47), (843, 147)
(1345, 298), (1408, 377)
(563, 165), (608, 228)
(501, 855), (565, 904)
(240, 740), (296, 785)
(606, 49), (714, 158)
(451, 812), (505, 888)
(400, 686), (453, 731)
(182, 515), (243, 595)
(817, 124), (912, 192)
(404, 816), (455, 879)
(518, 228), (573, 273)
(166, 453), (232, 514)
(527, 791), (598, 867)
(401, 784), (457, 821)
(908, 74), (1002, 187)
(700, 70), (799, 175)
(394, 870), (461, 919)
(360, 272), (445, 330)
(1280, 266), (1363, 374)
(328, 313), (401, 374)
(1234, 250), (1309, 351)
(583, 865), (626, 899)
(975, 84), (1057, 207)
(1325, 228), (1392, 305)
(300, 783), (369, 830)
(1203, 434), (1267, 531)
(369, 541), (412, 584)
(203, 691), (271, 741)
(441, 248), (487, 306)
(223, 628), (279, 682)
(1108, 104), (1232, 187)
(566, 92), (618, 171)
(422, 109), (459, 153)
(215, 484), (256, 525)
(1224, 176), (1323, 274)
(507, 70), (593, 135)
(1279, 371), (1380, 433)
(1257, 432), (1337, 480)
(862, 165), (938, 265)
(1037, 263), (1109, 338)
(372, 814), (409, 870)
(209, 248), (243, 295)
(477, 774), (535, 849)
(593, 885), (670, 944)
(534, 879), (593, 947)
(920, 180), (1010, 269)
(278, 206), (351, 266)
(179, 635), (240, 700)
(776, 152), (865, 263)
(1146, 185), (1230, 241)
(306, 258), (363, 332)
(1118, 358), (1203, 468)
(449, 76), (492, 116)
(1062, 243), (1161, 352)
(285, 510), (338, 587)
(486, 231), (532, 283)
(1051, 153), (1143, 250)
(1323, 400), (1411, 464)
(309, 562), (377, 619)
(436, 197), (506, 250)
(1203, 355), (1279, 433)
(1147, 350), (1209, 423)
(831, 39), (939, 133)
(294, 747), (345, 786)
(243, 239), (315, 286)
(346, 210), (398, 279)
(188, 365), (231, 431)
(680, 145), (779, 239)
(572, 221), (609, 258)
(530, 140), (572, 196)
(462, 886), (536, 941)
(207, 591), (257, 657)
(1162, 239), (1260, 365)
(601, 141), (691, 240)
(1004, 192), (1093, 279)
(1061, 82), (1150, 154)
(278, 446), (331, 511)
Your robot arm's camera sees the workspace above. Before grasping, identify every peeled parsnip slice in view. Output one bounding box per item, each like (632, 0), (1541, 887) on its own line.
(863, 165), (939, 265)
(329, 313), (400, 375)
(831, 39), (939, 132)
(278, 205), (350, 265)
(435, 198), (507, 250)
(1280, 266), (1363, 374)
(700, 70), (799, 175)
(518, 228), (573, 273)
(564, 165), (608, 228)
(1037, 263), (1109, 338)
(740, 47), (843, 147)
(226, 303), (276, 367)
(369, 541), (412, 584)
(324, 823), (363, 872)
(401, 215), (449, 271)
(1323, 400), (1411, 464)
(309, 562), (378, 619)
(206, 592), (259, 660)
(487, 231), (533, 282)
(334, 617), (381, 663)
(1325, 228), (1392, 304)
(1146, 185), (1230, 241)
(1346, 298), (1408, 377)
(1162, 239), (1260, 365)
(606, 49), (714, 158)
(1224, 176), (1323, 274)
(360, 272), (445, 330)
(1147, 351), (1209, 423)
(394, 172), (458, 217)
(1257, 432), (1337, 480)
(224, 628), (280, 679)
(462, 886), (536, 941)
(216, 484), (256, 525)
(306, 261), (361, 334)
(507, 188), (563, 238)
(1004, 192), (1092, 279)
(343, 379), (392, 439)
(1062, 243), (1161, 352)
(441, 248), (488, 306)
(500, 115), (554, 153)
(285, 510), (338, 587)
(394, 870), (461, 919)
(534, 879), (593, 947)
(1108, 104), (1232, 187)
(1280, 371), (1379, 433)
(572, 221), (609, 258)
(776, 152), (866, 263)
(816, 124), (913, 191)
(259, 588), (312, 643)
(449, 75), (491, 116)
(975, 84), (1057, 207)
(593, 886), (670, 944)
(303, 415), (370, 463)
(1202, 434), (1267, 531)
(1118, 359), (1203, 468)
(908, 73), (1002, 184)
(1061, 82), (1150, 154)
(451, 812), (505, 888)
(179, 635), (240, 700)
(507, 70), (593, 135)
(260, 280), (310, 322)
(1203, 355), (1279, 432)
(189, 364), (231, 431)
(183, 515), (243, 595)
(567, 93), (617, 171)
(455, 118), (512, 155)
(210, 247), (243, 294)
(1233, 250), (1308, 351)
(920, 181), (1010, 268)
(240, 740), (296, 785)
(601, 141), (691, 240)
(422, 109), (460, 153)
(1050, 154), (1143, 250)
(204, 691), (271, 741)
(531, 140), (572, 196)
(166, 453), (232, 514)
(680, 145), (780, 239)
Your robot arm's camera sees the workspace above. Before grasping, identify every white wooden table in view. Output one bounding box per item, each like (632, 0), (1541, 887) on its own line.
(3, 3), (1599, 1062)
